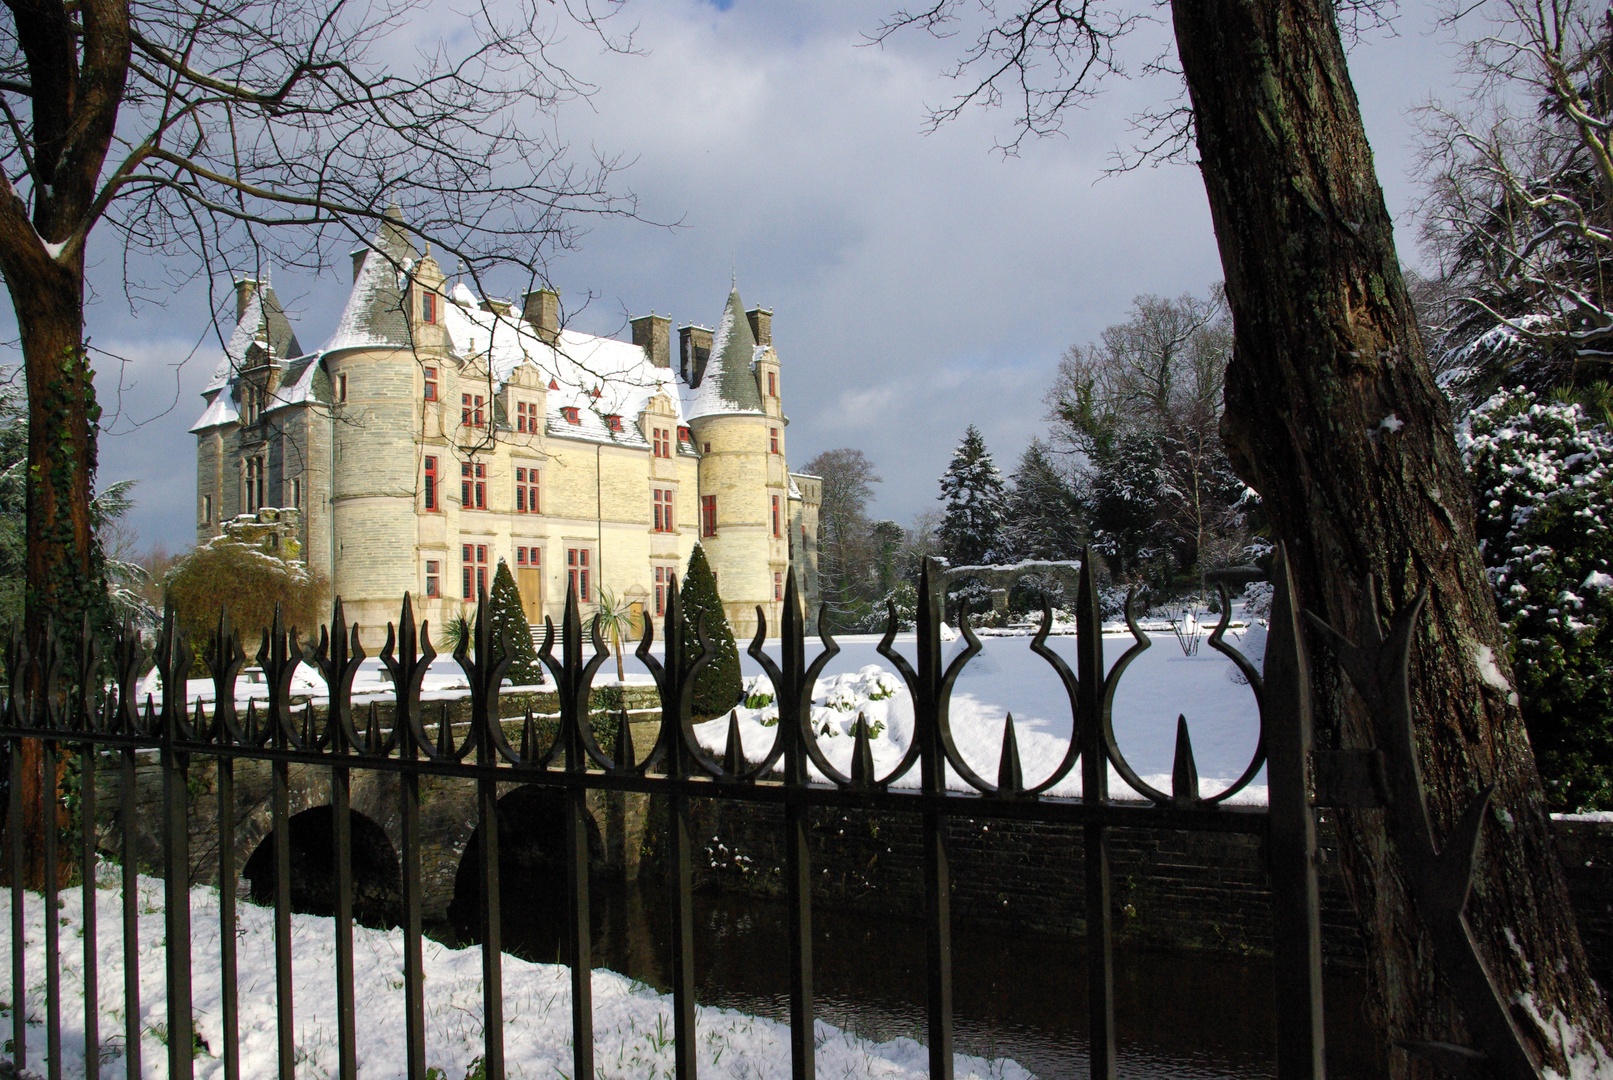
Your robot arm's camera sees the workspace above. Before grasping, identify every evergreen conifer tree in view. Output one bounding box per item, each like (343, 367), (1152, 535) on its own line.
(487, 559), (545, 686)
(937, 425), (1008, 567)
(1004, 438), (1085, 561)
(679, 544), (742, 720)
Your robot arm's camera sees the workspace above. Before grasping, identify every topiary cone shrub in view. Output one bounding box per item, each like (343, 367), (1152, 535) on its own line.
(488, 559), (545, 686)
(680, 544), (742, 720)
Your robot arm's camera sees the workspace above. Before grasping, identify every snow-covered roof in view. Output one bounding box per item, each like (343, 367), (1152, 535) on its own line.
(683, 289), (767, 421)
(322, 210), (419, 353)
(202, 283), (303, 395)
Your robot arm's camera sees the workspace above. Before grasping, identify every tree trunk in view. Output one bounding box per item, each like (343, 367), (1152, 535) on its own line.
(0, 189), (98, 889)
(1171, 0), (1612, 1072)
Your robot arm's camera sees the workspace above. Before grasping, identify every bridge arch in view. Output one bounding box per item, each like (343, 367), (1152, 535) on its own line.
(241, 804), (403, 928)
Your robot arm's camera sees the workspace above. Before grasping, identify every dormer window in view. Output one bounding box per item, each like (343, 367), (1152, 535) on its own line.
(678, 426), (691, 444)
(421, 291), (438, 324)
(561, 406), (580, 424)
(605, 414), (622, 432)
(549, 379), (560, 390)
(516, 400), (538, 433)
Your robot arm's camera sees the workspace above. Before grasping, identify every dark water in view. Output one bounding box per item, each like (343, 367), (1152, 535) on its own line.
(479, 881), (1384, 1080)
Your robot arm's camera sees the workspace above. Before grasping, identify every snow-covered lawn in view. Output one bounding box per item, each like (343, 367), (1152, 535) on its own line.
(1, 872), (1031, 1080)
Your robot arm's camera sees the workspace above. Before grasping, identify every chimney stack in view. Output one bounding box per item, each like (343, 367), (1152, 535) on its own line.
(522, 288), (561, 344)
(745, 307), (772, 347)
(632, 313), (672, 368)
(679, 324), (714, 387)
(235, 278), (259, 321)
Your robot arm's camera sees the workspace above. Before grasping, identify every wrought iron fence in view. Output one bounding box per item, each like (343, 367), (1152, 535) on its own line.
(1, 548), (1331, 1080)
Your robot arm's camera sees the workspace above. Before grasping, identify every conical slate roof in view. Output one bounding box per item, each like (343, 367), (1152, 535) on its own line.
(323, 207), (421, 353)
(682, 288), (765, 420)
(201, 283), (303, 394)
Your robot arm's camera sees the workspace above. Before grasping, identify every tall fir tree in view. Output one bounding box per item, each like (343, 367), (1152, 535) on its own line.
(487, 560), (545, 687)
(1004, 438), (1085, 561)
(937, 425), (1008, 567)
(1088, 431), (1164, 581)
(679, 544), (743, 720)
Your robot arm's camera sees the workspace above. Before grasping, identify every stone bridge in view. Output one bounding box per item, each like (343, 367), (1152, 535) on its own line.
(96, 688), (663, 934)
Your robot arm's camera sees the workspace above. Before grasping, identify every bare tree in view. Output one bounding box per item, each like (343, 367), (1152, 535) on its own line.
(0, 0), (635, 883)
(804, 447), (883, 630)
(878, 0), (1612, 1071)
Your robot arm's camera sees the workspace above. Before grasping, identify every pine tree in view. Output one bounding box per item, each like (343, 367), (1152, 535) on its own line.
(487, 560), (545, 686)
(1004, 438), (1085, 561)
(679, 544), (742, 720)
(937, 425), (1008, 567)
(1088, 431), (1163, 581)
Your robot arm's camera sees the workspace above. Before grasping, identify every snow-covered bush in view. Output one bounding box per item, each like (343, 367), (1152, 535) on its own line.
(1461, 388), (1613, 810)
(819, 666), (900, 712)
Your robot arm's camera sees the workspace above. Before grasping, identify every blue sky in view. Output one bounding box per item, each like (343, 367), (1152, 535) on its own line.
(8, 0), (1473, 552)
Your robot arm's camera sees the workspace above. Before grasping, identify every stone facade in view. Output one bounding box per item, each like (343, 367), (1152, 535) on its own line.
(193, 211), (820, 645)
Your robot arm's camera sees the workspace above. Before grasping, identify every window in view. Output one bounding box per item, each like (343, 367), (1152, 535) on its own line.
(702, 442), (712, 454)
(770, 427), (780, 454)
(244, 456), (265, 512)
(291, 478), (302, 509)
(516, 401), (539, 434)
(424, 366), (438, 401)
(424, 456), (438, 510)
(462, 543), (489, 599)
(772, 495), (781, 537)
(678, 426), (691, 444)
(700, 495), (717, 537)
(654, 565), (671, 616)
(202, 494), (213, 525)
(461, 460), (486, 509)
(516, 545), (541, 567)
(774, 571), (783, 601)
(461, 394), (485, 428)
(652, 427), (671, 458)
(561, 406), (580, 424)
(605, 414), (623, 432)
(425, 560), (440, 598)
(653, 488), (675, 532)
(567, 546), (592, 602)
(422, 291), (438, 324)
(338, 373), (348, 403)
(516, 467), (540, 513)
(768, 371), (777, 397)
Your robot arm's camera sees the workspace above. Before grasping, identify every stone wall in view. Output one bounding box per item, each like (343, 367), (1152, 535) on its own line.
(676, 800), (1613, 981)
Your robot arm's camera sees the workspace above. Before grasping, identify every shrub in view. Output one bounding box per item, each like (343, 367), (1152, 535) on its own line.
(679, 544), (742, 720)
(486, 560), (544, 686)
(1461, 388), (1613, 811)
(164, 537), (326, 658)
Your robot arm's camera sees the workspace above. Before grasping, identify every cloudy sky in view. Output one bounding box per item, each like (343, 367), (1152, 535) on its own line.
(9, 0), (1475, 552)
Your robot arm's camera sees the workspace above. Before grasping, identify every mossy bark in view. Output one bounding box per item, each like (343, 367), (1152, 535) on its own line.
(1173, 0), (1611, 1069)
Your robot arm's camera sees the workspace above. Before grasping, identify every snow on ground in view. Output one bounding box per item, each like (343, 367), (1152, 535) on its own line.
(0, 872), (1031, 1080)
(141, 610), (1268, 804)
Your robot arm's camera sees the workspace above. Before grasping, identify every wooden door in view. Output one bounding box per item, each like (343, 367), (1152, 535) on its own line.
(518, 567), (543, 623)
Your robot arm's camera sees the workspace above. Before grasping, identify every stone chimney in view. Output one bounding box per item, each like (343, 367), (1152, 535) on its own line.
(679, 324), (713, 387)
(631, 313), (672, 368)
(235, 278), (259, 321)
(746, 307), (772, 347)
(523, 288), (560, 344)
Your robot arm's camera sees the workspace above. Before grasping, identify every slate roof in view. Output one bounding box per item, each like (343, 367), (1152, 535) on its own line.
(201, 283), (304, 395)
(322, 208), (420, 353)
(682, 289), (767, 421)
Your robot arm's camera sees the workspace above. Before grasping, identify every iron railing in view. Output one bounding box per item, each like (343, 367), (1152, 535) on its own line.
(2, 547), (1329, 1080)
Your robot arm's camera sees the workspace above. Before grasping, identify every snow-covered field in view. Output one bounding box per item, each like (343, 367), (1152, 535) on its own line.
(1, 872), (1032, 1080)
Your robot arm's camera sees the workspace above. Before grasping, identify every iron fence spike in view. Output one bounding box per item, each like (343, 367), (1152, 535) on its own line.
(722, 711), (745, 780)
(614, 709), (634, 775)
(1172, 715), (1200, 806)
(851, 712), (876, 789)
(998, 713), (1023, 795)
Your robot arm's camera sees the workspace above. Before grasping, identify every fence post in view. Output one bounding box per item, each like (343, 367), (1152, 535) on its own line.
(1263, 545), (1325, 1079)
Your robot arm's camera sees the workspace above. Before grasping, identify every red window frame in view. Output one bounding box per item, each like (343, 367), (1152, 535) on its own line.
(772, 494), (781, 537)
(770, 427), (780, 454)
(774, 571), (783, 601)
(515, 467), (540, 513)
(516, 546), (541, 568)
(678, 426), (691, 444)
(461, 460), (486, 509)
(424, 455), (439, 511)
(561, 406), (580, 425)
(605, 414), (622, 432)
(462, 394), (485, 428)
(462, 543), (488, 599)
(768, 371), (777, 397)
(424, 366), (438, 402)
(422, 291), (438, 324)
(653, 488), (676, 533)
(517, 400), (540, 434)
(700, 495), (717, 537)
(567, 546), (591, 602)
(425, 560), (440, 598)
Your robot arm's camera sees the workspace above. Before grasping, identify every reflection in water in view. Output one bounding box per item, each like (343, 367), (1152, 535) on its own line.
(475, 879), (1382, 1080)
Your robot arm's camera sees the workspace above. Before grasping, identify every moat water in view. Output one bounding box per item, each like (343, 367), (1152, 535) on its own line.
(454, 881), (1384, 1080)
